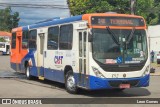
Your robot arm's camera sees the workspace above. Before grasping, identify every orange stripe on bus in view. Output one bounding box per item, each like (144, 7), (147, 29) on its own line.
(91, 26), (146, 29)
(11, 27), (28, 64)
(12, 27), (22, 33)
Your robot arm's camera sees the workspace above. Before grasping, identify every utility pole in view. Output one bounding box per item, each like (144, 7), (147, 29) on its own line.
(130, 0), (136, 15)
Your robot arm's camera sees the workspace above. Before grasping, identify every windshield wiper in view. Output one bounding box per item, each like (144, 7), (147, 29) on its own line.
(126, 27), (135, 44)
(106, 26), (120, 45)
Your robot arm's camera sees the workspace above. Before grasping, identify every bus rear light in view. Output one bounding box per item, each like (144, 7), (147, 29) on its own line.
(92, 66), (105, 78)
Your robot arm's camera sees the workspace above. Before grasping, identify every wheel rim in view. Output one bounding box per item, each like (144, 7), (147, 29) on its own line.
(26, 67), (30, 77)
(67, 75), (76, 90)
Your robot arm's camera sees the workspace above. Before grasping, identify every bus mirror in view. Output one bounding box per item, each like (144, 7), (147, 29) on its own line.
(88, 33), (93, 42)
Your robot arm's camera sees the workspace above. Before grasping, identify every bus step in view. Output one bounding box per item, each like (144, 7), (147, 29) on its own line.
(38, 76), (44, 80)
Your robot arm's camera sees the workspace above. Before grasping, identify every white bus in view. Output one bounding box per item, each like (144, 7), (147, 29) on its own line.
(11, 13), (150, 94)
(0, 42), (10, 55)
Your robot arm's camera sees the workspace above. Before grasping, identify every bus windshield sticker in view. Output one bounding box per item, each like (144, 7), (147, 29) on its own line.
(106, 59), (117, 64)
(132, 57), (144, 61)
(125, 61), (140, 64)
(116, 56), (123, 64)
(140, 51), (144, 57)
(125, 57), (144, 63)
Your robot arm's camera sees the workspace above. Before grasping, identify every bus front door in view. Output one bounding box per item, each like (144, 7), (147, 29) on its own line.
(6, 45), (10, 54)
(37, 33), (45, 80)
(78, 30), (88, 87)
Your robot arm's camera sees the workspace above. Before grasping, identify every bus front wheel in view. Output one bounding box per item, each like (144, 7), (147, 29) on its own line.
(65, 70), (78, 94)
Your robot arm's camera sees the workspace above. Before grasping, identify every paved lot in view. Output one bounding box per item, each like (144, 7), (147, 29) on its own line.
(0, 56), (160, 106)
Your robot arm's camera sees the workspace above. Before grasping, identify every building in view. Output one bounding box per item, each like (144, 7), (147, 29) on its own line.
(0, 31), (11, 42)
(148, 25), (160, 60)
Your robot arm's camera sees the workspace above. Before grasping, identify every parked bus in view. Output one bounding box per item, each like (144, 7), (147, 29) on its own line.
(0, 42), (10, 55)
(10, 13), (150, 94)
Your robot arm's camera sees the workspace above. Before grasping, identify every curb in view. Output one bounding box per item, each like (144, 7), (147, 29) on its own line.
(150, 73), (160, 76)
(0, 76), (18, 78)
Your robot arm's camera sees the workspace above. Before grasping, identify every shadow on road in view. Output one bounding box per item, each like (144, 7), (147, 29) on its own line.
(13, 72), (151, 98)
(77, 88), (151, 97)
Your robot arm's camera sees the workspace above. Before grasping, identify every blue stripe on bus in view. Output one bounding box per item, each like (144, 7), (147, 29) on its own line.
(22, 15), (82, 32)
(44, 68), (65, 83)
(21, 49), (36, 68)
(22, 26), (29, 31)
(11, 63), (17, 71)
(29, 15), (82, 29)
(19, 49), (36, 73)
(28, 65), (150, 90)
(13, 48), (150, 90)
(11, 60), (150, 90)
(88, 74), (150, 90)
(11, 63), (23, 72)
(29, 66), (38, 77)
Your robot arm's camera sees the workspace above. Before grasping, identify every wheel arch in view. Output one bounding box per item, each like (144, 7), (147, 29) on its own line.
(24, 60), (29, 68)
(64, 65), (73, 78)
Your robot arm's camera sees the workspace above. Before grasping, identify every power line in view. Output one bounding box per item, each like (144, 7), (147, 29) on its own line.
(0, 3), (69, 9)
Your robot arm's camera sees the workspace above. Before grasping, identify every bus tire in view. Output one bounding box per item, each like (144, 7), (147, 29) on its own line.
(65, 70), (78, 94)
(25, 65), (32, 80)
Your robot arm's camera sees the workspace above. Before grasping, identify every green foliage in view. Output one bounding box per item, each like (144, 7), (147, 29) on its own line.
(67, 0), (127, 15)
(0, 7), (20, 32)
(67, 0), (160, 25)
(0, 38), (6, 42)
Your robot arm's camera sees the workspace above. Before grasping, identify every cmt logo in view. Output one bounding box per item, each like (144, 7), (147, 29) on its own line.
(54, 56), (63, 64)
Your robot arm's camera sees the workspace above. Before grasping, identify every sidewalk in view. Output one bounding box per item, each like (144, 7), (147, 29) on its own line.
(150, 63), (160, 76)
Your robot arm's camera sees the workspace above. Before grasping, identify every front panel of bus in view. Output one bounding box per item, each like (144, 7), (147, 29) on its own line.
(87, 16), (150, 90)
(0, 42), (5, 54)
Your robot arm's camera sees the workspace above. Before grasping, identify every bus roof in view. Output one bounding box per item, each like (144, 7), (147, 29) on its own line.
(12, 27), (23, 33)
(82, 13), (144, 20)
(12, 13), (146, 32)
(29, 15), (82, 29)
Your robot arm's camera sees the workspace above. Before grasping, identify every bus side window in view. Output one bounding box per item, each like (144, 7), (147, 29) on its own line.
(59, 24), (73, 50)
(22, 31), (29, 49)
(47, 26), (59, 50)
(29, 30), (37, 49)
(11, 33), (16, 49)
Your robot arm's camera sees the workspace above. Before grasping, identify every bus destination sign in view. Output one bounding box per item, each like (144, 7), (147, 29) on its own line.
(91, 16), (145, 27)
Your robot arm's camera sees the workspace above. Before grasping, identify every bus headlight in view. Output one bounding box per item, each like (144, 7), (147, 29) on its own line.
(142, 65), (150, 76)
(92, 66), (105, 78)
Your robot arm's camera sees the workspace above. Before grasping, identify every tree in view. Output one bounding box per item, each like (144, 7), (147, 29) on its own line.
(0, 37), (6, 42)
(0, 7), (20, 32)
(67, 0), (128, 15)
(67, 0), (160, 25)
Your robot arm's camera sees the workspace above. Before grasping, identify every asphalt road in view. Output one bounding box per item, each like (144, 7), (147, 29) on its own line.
(0, 55), (160, 106)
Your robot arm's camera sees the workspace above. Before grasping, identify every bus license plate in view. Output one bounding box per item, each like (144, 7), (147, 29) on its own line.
(119, 84), (130, 88)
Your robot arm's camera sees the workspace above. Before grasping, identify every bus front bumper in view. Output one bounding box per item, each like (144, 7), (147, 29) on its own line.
(88, 74), (150, 90)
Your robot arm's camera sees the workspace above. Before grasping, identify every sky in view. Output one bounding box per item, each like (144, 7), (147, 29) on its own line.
(0, 0), (70, 26)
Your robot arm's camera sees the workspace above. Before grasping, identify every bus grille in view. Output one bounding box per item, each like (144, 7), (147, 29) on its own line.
(108, 80), (139, 88)
(100, 64), (144, 72)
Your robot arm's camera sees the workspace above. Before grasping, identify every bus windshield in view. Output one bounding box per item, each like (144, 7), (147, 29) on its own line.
(0, 44), (5, 48)
(92, 28), (148, 65)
